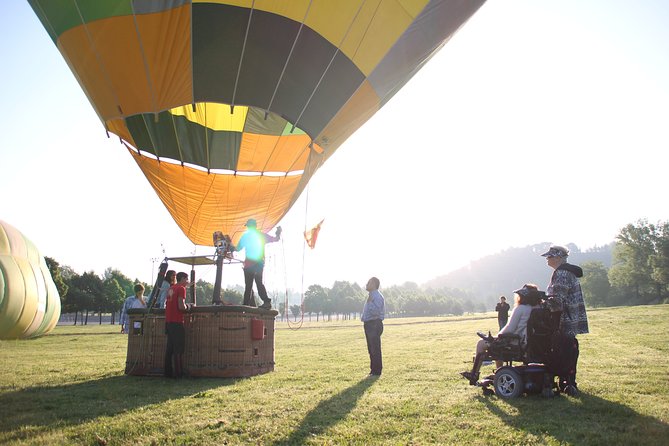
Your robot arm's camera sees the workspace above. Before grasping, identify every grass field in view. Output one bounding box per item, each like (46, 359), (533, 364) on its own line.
(1, 305), (668, 445)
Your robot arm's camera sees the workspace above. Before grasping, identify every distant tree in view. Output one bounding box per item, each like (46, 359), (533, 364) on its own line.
(581, 261), (610, 307)
(75, 272), (103, 324)
(609, 219), (668, 303)
(59, 264), (76, 280)
(330, 281), (361, 320)
(102, 278), (125, 324)
(194, 279), (214, 304)
(450, 299), (464, 316)
(289, 304), (301, 319)
(64, 272), (99, 324)
(402, 292), (430, 316)
(382, 286), (403, 317)
(223, 288), (243, 305)
(62, 273), (85, 325)
(45, 257), (69, 302)
(103, 268), (136, 297)
(304, 284), (328, 321)
(649, 222), (669, 303)
(473, 301), (488, 313)
(319, 288), (336, 321)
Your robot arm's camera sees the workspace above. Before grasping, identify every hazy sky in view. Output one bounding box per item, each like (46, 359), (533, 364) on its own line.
(2, 0), (668, 295)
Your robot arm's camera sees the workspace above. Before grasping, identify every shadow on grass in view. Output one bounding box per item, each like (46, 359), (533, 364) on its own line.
(0, 375), (234, 443)
(273, 376), (378, 446)
(476, 391), (669, 445)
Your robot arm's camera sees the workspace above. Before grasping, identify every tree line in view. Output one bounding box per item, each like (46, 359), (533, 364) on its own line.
(45, 264), (250, 325)
(46, 262), (479, 325)
(47, 219), (668, 324)
(582, 219), (669, 306)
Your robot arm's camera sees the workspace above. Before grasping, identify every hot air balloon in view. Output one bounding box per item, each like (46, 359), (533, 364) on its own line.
(0, 220), (61, 339)
(28, 0), (486, 245)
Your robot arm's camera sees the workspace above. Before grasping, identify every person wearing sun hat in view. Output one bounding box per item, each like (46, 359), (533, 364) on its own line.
(542, 244), (588, 394)
(460, 283), (543, 385)
(234, 218), (282, 309)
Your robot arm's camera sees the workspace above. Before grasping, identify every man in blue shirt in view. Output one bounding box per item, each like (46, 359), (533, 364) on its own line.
(361, 276), (385, 376)
(235, 218), (281, 309)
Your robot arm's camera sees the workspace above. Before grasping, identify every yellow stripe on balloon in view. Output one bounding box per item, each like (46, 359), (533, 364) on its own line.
(169, 103), (248, 132)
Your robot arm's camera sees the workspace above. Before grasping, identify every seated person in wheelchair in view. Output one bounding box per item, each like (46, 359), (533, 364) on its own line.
(460, 284), (543, 385)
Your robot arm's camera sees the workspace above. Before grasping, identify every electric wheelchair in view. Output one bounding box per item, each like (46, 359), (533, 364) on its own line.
(461, 303), (579, 399)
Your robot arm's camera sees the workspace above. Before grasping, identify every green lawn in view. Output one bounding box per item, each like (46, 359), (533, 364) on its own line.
(1, 305), (668, 445)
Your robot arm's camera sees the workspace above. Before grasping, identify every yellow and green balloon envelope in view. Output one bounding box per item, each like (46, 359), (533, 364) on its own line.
(29, 0), (485, 244)
(0, 220), (61, 339)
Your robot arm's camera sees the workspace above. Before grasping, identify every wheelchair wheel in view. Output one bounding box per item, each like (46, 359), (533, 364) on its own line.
(494, 367), (524, 399)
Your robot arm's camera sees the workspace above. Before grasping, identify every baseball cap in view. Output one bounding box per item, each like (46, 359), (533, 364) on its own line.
(541, 245), (569, 258)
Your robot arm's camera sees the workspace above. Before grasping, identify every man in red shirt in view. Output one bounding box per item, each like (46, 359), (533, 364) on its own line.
(164, 271), (192, 378)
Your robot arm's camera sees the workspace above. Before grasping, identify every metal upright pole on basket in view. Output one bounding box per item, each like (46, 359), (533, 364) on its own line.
(147, 260), (168, 310)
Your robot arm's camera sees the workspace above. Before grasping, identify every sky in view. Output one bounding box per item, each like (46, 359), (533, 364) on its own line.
(1, 0), (668, 295)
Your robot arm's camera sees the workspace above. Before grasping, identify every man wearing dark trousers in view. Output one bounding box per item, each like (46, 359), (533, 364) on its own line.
(542, 245), (589, 395)
(362, 277), (385, 376)
(234, 218), (281, 309)
(495, 295), (510, 330)
(164, 271), (192, 378)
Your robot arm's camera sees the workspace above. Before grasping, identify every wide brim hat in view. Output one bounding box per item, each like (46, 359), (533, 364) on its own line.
(513, 284), (545, 304)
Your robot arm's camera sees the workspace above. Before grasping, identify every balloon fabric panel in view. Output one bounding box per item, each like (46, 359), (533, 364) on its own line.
(11, 258), (39, 339)
(22, 263), (48, 338)
(55, 4), (192, 121)
(28, 0), (133, 43)
(172, 103), (247, 132)
(133, 5), (193, 112)
(245, 106), (291, 136)
(129, 150), (303, 245)
(237, 131), (312, 172)
(0, 256), (26, 339)
(367, 0), (487, 107)
(314, 79), (380, 156)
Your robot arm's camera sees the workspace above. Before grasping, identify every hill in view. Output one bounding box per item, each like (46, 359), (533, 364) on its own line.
(424, 242), (614, 304)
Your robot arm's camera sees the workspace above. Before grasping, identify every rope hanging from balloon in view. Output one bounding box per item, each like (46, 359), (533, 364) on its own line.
(283, 185), (313, 330)
(280, 239), (304, 330)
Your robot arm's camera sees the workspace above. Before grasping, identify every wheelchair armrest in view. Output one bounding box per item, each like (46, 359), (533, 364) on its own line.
(477, 331), (494, 342)
(498, 333), (521, 339)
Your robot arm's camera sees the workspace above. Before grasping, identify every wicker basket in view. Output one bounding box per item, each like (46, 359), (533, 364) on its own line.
(125, 306), (277, 378)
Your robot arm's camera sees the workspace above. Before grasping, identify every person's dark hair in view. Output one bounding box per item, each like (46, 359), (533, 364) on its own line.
(166, 270), (176, 280)
(369, 277), (380, 289)
(176, 272), (189, 282)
